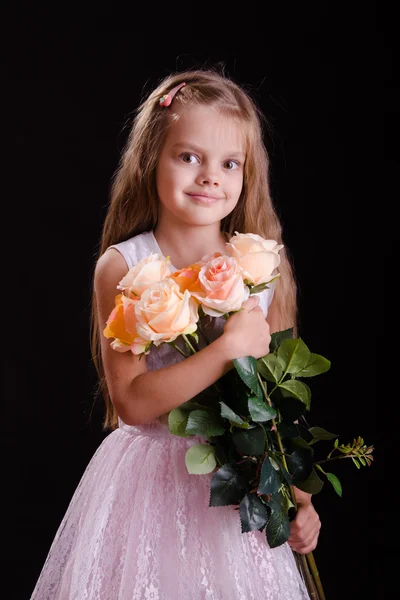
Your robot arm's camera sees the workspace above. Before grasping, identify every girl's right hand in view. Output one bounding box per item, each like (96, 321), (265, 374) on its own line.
(221, 296), (271, 360)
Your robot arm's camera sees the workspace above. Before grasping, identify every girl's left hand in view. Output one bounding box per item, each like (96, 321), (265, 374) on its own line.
(288, 487), (321, 554)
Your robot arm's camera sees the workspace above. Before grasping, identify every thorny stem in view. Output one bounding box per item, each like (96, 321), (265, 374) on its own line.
(182, 334), (197, 355)
(171, 334), (228, 416)
(256, 374), (286, 468)
(305, 553), (325, 600)
(257, 372), (326, 600)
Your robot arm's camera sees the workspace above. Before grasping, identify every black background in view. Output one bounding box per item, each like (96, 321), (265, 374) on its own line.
(4, 17), (393, 600)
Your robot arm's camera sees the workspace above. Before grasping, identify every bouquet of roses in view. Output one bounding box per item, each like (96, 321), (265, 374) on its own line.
(103, 231), (374, 600)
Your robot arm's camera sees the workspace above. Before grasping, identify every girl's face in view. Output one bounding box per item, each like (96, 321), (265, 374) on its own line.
(156, 103), (245, 229)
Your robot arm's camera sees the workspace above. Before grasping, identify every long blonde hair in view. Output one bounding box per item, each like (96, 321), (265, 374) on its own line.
(90, 67), (298, 431)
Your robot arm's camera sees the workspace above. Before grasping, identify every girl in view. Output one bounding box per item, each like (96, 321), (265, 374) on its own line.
(30, 68), (321, 599)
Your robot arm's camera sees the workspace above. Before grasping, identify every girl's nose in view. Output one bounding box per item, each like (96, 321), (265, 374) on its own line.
(196, 165), (220, 187)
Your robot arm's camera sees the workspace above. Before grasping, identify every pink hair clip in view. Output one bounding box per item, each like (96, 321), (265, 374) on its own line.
(159, 82), (186, 107)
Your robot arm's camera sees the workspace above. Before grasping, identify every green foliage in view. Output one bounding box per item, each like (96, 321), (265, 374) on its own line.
(185, 443), (217, 475)
(239, 493), (269, 533)
(169, 330), (374, 548)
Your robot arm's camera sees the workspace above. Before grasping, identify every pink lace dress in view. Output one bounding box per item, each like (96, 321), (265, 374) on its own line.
(30, 231), (310, 600)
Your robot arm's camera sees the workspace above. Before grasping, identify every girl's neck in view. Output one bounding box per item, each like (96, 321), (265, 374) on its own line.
(153, 224), (229, 270)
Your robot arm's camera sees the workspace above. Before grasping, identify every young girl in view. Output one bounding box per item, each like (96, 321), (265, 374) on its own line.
(30, 68), (321, 599)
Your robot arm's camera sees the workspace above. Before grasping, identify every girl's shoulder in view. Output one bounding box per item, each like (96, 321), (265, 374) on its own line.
(107, 230), (156, 270)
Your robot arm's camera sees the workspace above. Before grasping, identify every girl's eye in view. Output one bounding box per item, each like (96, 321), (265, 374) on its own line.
(223, 160), (240, 170)
(180, 153), (199, 164)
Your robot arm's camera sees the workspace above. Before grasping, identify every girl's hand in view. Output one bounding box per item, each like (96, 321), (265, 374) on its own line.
(222, 296), (271, 360)
(288, 487), (321, 554)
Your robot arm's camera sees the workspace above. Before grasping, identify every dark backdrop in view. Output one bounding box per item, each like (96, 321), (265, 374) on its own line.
(4, 23), (391, 600)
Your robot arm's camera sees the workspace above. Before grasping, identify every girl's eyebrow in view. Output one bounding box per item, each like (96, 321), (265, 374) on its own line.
(172, 142), (246, 159)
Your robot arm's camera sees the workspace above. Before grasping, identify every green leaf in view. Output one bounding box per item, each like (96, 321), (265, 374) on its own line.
(286, 443), (314, 483)
(308, 427), (338, 444)
(218, 370), (251, 418)
(185, 443), (217, 475)
(289, 436), (314, 451)
(168, 408), (190, 437)
(295, 353), (331, 377)
(257, 354), (283, 383)
(185, 410), (226, 439)
(274, 460), (293, 487)
(239, 492), (269, 533)
(180, 400), (214, 412)
(214, 443), (228, 467)
(248, 395), (277, 422)
(264, 493), (283, 513)
(276, 396), (306, 422)
(270, 329), (294, 352)
(278, 380), (311, 410)
(209, 463), (248, 506)
(266, 506), (290, 548)
(249, 282), (269, 295)
(234, 356), (263, 398)
(277, 338), (310, 374)
(294, 467), (324, 494)
(213, 432), (242, 465)
(258, 456), (281, 495)
(326, 472), (342, 497)
(232, 425), (266, 456)
(297, 423), (314, 443)
(219, 401), (247, 427)
(278, 422), (300, 439)
(301, 381), (312, 408)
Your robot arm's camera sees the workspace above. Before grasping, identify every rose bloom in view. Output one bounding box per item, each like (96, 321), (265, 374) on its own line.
(170, 263), (203, 295)
(225, 232), (283, 286)
(169, 253), (219, 296)
(117, 253), (172, 298)
(197, 251), (224, 264)
(103, 294), (148, 354)
(190, 254), (249, 317)
(135, 278), (199, 345)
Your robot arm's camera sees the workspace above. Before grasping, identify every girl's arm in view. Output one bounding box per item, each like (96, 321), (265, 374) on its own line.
(94, 250), (268, 427)
(122, 335), (234, 425)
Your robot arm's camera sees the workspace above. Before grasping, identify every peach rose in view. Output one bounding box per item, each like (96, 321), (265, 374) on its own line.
(103, 294), (148, 354)
(190, 254), (249, 317)
(170, 263), (203, 295)
(197, 251), (224, 264)
(135, 278), (199, 345)
(225, 232), (283, 286)
(117, 253), (172, 298)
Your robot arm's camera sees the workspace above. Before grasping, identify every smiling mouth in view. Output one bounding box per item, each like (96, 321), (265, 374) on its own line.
(186, 193), (224, 202)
